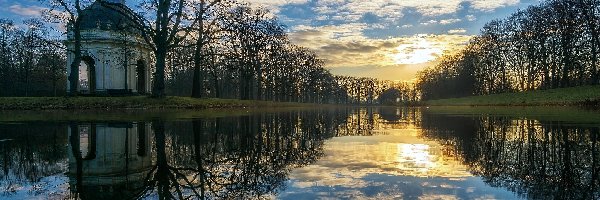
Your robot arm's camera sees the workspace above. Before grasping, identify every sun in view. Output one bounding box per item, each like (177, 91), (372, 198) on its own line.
(392, 36), (444, 65)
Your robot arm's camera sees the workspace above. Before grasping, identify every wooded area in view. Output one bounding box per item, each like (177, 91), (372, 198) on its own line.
(0, 0), (419, 104)
(418, 0), (600, 100)
(0, 19), (66, 97)
(10, 0), (596, 104)
(139, 0), (416, 104)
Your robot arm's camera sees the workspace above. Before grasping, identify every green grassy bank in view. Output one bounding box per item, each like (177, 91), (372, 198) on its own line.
(425, 85), (600, 106)
(423, 106), (600, 124)
(0, 96), (318, 110)
(2, 85), (599, 110)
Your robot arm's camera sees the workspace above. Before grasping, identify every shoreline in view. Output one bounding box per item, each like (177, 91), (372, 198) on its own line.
(0, 96), (326, 110)
(1, 85), (599, 111)
(422, 85), (600, 107)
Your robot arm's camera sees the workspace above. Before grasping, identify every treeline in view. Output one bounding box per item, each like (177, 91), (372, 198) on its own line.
(159, 3), (408, 104)
(0, 0), (419, 104)
(0, 19), (66, 97)
(417, 0), (600, 100)
(39, 0), (406, 104)
(163, 6), (344, 104)
(420, 113), (600, 199)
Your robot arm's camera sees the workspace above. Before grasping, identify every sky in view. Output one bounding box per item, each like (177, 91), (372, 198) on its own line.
(0, 0), (540, 81)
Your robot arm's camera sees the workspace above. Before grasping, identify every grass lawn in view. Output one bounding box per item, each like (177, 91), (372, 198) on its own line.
(0, 96), (319, 110)
(423, 106), (600, 124)
(424, 85), (600, 106)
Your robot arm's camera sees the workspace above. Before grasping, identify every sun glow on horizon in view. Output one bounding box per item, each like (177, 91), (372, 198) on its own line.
(392, 36), (444, 65)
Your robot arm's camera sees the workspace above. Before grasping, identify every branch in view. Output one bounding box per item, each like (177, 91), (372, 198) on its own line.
(166, 0), (186, 45)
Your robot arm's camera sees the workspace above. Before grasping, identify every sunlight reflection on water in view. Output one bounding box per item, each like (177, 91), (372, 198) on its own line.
(281, 128), (514, 199)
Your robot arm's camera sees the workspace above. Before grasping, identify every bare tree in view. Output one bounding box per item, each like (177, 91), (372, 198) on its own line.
(45, 0), (91, 96)
(417, 0), (600, 100)
(133, 0), (188, 98)
(0, 19), (14, 97)
(189, 0), (233, 98)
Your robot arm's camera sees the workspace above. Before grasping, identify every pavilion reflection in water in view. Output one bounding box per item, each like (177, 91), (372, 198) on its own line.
(68, 122), (151, 199)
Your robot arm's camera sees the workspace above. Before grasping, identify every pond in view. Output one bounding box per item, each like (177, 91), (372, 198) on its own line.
(0, 107), (598, 199)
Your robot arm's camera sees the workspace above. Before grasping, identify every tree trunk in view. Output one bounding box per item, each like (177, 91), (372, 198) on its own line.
(69, 18), (83, 96)
(152, 49), (167, 98)
(25, 67), (30, 97)
(588, 1), (600, 85)
(150, 0), (183, 98)
(212, 75), (220, 98)
(191, 39), (204, 98)
(53, 78), (57, 97)
(192, 2), (206, 98)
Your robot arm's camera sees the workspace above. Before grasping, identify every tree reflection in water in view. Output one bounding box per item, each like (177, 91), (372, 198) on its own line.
(420, 111), (600, 199)
(0, 108), (598, 199)
(65, 110), (356, 199)
(0, 123), (67, 197)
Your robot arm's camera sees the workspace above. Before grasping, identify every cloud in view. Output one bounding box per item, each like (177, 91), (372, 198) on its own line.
(470, 0), (521, 12)
(5, 4), (66, 34)
(420, 20), (439, 26)
(310, 0), (522, 23)
(440, 18), (462, 25)
(448, 29), (467, 34)
(9, 4), (46, 17)
(321, 42), (380, 54)
(288, 24), (472, 80)
(244, 0), (309, 13)
(242, 0), (522, 25)
(466, 15), (477, 21)
(393, 36), (445, 65)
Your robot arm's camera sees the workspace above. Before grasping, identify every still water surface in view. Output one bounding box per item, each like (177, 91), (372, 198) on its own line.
(0, 107), (598, 199)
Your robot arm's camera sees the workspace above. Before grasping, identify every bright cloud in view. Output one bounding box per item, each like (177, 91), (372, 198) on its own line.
(448, 29), (468, 34)
(393, 36), (444, 65)
(289, 24), (472, 80)
(466, 15), (478, 21)
(440, 18), (462, 25)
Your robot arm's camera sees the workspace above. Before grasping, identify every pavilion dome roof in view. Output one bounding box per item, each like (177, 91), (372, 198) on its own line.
(79, 0), (141, 35)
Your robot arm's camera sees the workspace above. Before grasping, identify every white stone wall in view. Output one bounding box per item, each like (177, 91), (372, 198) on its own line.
(66, 29), (153, 94)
